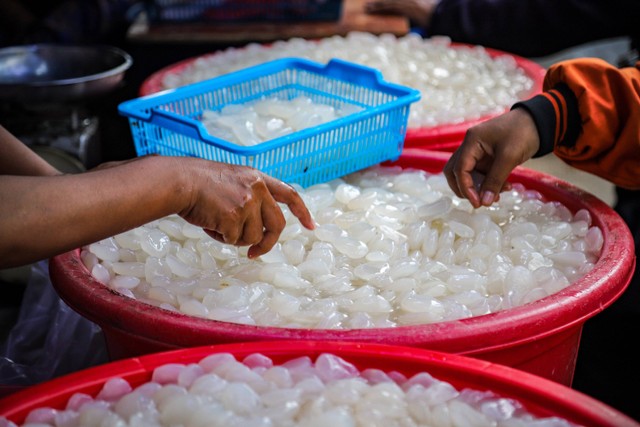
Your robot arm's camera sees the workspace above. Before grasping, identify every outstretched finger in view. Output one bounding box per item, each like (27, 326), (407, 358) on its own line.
(264, 176), (315, 230)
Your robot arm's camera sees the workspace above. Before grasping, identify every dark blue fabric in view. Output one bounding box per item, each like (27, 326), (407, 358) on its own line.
(0, 0), (142, 47)
(427, 0), (640, 57)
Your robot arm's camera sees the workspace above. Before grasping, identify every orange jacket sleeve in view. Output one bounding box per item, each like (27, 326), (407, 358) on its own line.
(513, 58), (640, 189)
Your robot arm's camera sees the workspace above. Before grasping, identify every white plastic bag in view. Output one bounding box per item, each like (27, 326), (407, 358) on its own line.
(0, 260), (109, 387)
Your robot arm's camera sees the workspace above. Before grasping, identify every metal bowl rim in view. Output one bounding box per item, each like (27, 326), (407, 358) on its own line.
(0, 44), (133, 87)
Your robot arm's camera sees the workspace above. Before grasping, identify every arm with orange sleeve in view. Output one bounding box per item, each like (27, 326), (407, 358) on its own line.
(513, 58), (640, 189)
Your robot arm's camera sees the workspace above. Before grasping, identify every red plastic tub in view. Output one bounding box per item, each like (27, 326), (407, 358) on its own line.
(138, 45), (545, 152)
(49, 150), (635, 386)
(403, 48), (545, 151)
(0, 341), (638, 427)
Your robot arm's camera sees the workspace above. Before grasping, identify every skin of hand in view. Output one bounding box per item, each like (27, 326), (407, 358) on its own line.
(443, 108), (540, 208)
(364, 0), (439, 28)
(91, 156), (314, 257)
(0, 130), (315, 268)
(178, 160), (315, 259)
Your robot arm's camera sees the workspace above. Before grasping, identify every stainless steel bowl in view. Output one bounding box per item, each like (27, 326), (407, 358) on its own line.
(0, 44), (133, 102)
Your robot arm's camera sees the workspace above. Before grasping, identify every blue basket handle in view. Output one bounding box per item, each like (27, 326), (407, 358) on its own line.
(321, 58), (385, 88)
(151, 110), (206, 140)
(317, 58), (419, 98)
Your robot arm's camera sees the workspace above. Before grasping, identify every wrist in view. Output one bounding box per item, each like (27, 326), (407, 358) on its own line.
(512, 83), (580, 158)
(140, 155), (194, 217)
(511, 98), (549, 158)
(509, 107), (540, 159)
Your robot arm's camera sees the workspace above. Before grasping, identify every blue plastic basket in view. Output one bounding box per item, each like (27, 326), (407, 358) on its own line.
(119, 57), (420, 187)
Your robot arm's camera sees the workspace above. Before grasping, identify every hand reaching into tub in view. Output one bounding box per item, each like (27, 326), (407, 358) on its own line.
(445, 57), (640, 208)
(177, 159), (315, 259)
(443, 108), (539, 208)
(0, 125), (314, 268)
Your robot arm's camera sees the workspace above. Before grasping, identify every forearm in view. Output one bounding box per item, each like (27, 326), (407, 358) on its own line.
(0, 126), (61, 176)
(0, 156), (188, 268)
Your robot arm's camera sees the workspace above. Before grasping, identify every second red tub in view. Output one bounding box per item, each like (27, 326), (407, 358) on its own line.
(49, 150), (635, 386)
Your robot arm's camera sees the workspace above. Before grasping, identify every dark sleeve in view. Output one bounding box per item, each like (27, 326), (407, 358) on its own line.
(427, 0), (640, 57)
(513, 59), (640, 190)
(511, 83), (580, 158)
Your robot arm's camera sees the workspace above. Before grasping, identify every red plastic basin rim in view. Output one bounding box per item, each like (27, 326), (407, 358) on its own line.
(47, 150), (636, 354)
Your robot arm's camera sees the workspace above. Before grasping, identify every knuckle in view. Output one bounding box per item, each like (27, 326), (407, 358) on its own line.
(245, 228), (263, 245)
(223, 229), (239, 243)
(464, 126), (482, 142)
(273, 210), (286, 231)
(282, 183), (298, 198)
(482, 176), (503, 190)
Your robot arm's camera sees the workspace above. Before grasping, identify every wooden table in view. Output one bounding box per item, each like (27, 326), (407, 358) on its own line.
(127, 0), (409, 45)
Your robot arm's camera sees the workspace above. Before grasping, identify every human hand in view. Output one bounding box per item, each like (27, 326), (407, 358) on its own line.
(178, 159), (315, 259)
(364, 0), (438, 28)
(443, 108), (540, 208)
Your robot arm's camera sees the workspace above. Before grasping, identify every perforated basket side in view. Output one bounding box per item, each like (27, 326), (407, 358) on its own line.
(252, 104), (411, 187)
(120, 58), (420, 186)
(128, 102), (411, 187)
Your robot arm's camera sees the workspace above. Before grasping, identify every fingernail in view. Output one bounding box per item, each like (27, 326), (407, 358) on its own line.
(247, 250), (257, 259)
(481, 191), (495, 206)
